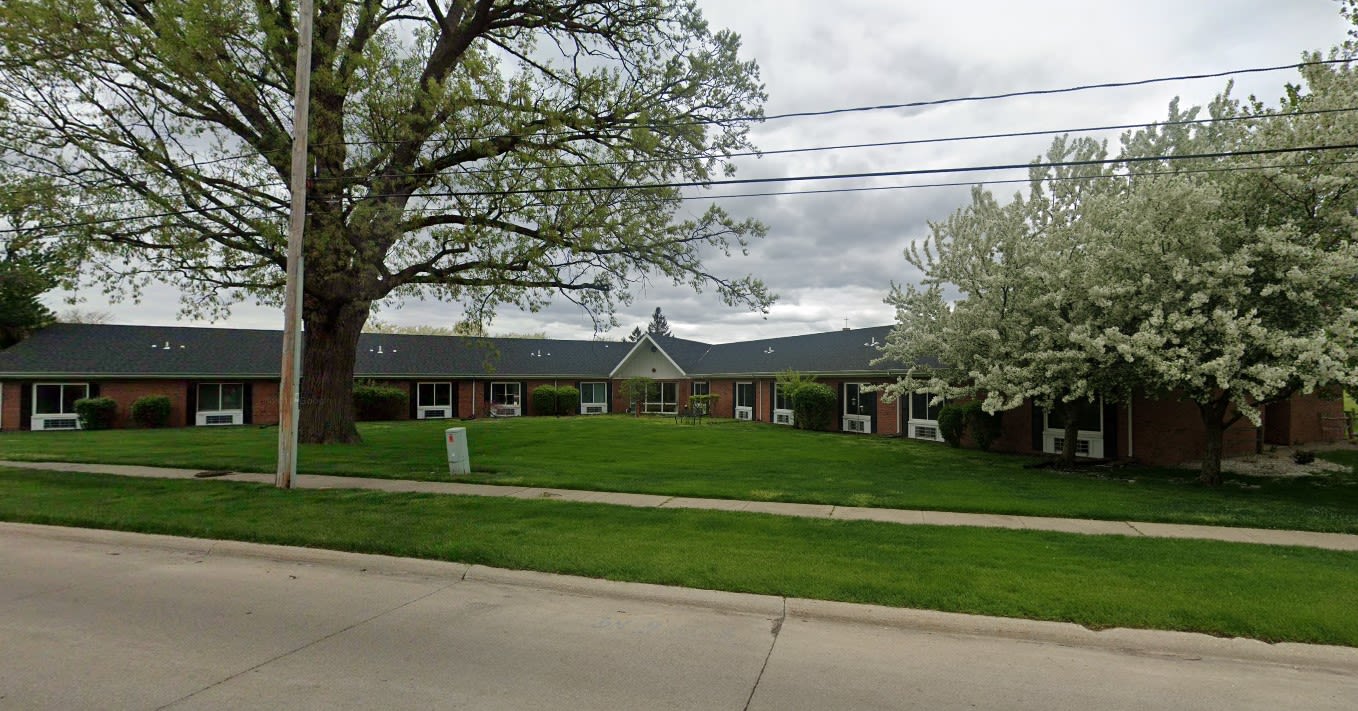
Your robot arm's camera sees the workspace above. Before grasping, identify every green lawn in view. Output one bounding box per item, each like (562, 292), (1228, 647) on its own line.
(2, 467), (1356, 646)
(3, 416), (1357, 532)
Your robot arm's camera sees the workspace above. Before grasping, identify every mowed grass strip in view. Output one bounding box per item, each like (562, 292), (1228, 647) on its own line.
(2, 467), (1356, 647)
(4, 417), (1358, 532)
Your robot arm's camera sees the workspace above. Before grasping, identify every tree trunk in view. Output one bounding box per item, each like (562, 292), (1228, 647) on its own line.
(1197, 401), (1227, 487)
(1059, 401), (1082, 466)
(297, 298), (371, 444)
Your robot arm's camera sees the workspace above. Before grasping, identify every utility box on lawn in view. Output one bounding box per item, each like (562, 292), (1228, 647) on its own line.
(445, 427), (470, 475)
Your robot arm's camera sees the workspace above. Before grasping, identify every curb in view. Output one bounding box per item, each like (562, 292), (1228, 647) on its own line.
(3, 521), (1356, 673)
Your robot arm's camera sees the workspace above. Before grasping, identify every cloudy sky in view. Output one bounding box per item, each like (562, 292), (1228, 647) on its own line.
(51, 0), (1354, 343)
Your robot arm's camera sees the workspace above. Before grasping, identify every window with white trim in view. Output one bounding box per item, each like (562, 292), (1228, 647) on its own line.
(1042, 400), (1105, 458)
(33, 383), (88, 415)
(907, 391), (945, 441)
(844, 383), (873, 416)
(416, 382), (453, 419)
(734, 382), (755, 421)
(645, 382), (678, 414)
(490, 382), (522, 416)
(579, 381), (608, 414)
(843, 382), (873, 433)
(197, 382), (244, 426)
(32, 383), (90, 430)
(772, 383), (794, 425)
(490, 382), (521, 406)
(690, 381), (710, 413)
(580, 382), (608, 405)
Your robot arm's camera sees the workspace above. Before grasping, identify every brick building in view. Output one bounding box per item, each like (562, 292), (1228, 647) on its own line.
(0, 323), (1344, 465)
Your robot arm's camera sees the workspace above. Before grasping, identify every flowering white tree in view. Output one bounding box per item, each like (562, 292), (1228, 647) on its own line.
(884, 67), (1358, 483)
(879, 137), (1126, 464)
(1078, 73), (1358, 485)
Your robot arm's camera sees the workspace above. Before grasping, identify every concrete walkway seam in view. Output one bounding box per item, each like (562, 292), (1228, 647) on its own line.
(3, 521), (1356, 674)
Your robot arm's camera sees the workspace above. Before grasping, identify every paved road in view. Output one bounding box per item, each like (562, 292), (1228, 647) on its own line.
(2, 523), (1355, 710)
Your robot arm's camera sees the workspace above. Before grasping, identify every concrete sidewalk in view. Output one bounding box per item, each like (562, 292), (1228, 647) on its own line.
(4, 459), (1358, 552)
(6, 522), (1355, 710)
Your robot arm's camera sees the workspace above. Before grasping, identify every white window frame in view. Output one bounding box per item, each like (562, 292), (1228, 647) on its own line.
(734, 381), (755, 421)
(842, 382), (873, 434)
(1042, 401), (1105, 458)
(416, 381), (454, 420)
(690, 381), (710, 414)
(644, 381), (678, 414)
(490, 381), (521, 417)
(579, 381), (608, 414)
(907, 391), (945, 442)
(772, 383), (795, 426)
(31, 382), (90, 430)
(196, 382), (245, 426)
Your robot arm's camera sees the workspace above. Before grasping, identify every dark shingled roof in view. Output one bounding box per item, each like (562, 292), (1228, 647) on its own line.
(688, 325), (920, 376)
(0, 323), (933, 379)
(0, 324), (626, 378)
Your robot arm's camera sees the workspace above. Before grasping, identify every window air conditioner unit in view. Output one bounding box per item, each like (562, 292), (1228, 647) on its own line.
(32, 415), (81, 431)
(1052, 437), (1091, 457)
(774, 411), (794, 426)
(913, 425), (938, 441)
(197, 411), (243, 426)
(417, 408), (448, 420)
(735, 407), (752, 421)
(582, 404), (605, 414)
(843, 415), (870, 433)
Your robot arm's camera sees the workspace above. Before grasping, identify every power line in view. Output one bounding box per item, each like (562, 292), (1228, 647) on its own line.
(52, 104), (1358, 214)
(11, 58), (1349, 192)
(757, 58), (1352, 121)
(293, 57), (1357, 146)
(304, 105), (1358, 184)
(372, 141), (1358, 199)
(6, 143), (1354, 235)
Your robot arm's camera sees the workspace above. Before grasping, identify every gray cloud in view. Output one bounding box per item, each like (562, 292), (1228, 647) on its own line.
(58, 0), (1354, 343)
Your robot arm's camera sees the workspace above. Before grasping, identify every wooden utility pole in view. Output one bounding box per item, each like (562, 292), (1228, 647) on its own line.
(277, 0), (315, 489)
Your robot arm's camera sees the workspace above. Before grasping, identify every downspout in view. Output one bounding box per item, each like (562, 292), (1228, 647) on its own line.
(472, 380), (477, 418)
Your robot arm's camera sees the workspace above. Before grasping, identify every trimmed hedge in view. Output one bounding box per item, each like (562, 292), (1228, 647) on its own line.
(937, 403), (966, 447)
(789, 382), (837, 431)
(130, 395), (173, 428)
(353, 384), (408, 421)
(73, 397), (117, 430)
(532, 385), (580, 416)
(963, 401), (1003, 451)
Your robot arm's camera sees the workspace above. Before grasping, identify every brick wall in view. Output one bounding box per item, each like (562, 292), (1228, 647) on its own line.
(705, 379), (736, 418)
(95, 381), (189, 428)
(251, 380), (280, 426)
(1278, 389), (1346, 444)
(1, 381), (21, 431)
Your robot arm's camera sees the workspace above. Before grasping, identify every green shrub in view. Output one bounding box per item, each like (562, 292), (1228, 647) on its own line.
(789, 382), (837, 431)
(352, 384), (407, 421)
(689, 393), (720, 414)
(555, 386), (580, 414)
(962, 401), (1003, 451)
(622, 377), (655, 415)
(532, 385), (579, 416)
(130, 395), (173, 428)
(937, 403), (966, 447)
(73, 397), (117, 430)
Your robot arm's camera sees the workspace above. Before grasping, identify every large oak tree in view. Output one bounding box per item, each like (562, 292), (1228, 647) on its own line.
(0, 0), (772, 442)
